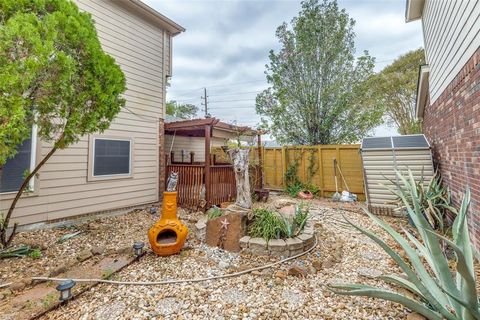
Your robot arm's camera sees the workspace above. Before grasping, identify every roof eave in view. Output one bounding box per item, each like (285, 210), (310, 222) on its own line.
(126, 0), (185, 36)
(415, 64), (430, 119)
(405, 0), (425, 22)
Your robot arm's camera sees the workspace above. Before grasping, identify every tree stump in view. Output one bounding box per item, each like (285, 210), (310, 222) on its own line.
(228, 148), (252, 209)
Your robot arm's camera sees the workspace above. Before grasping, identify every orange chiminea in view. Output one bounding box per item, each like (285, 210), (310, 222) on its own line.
(148, 192), (188, 256)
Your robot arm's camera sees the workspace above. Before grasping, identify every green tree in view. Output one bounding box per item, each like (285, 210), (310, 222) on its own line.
(166, 100), (198, 119)
(366, 49), (425, 135)
(0, 0), (126, 248)
(256, 0), (383, 145)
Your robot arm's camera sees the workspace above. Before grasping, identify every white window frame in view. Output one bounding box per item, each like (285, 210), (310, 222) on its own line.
(91, 137), (133, 179)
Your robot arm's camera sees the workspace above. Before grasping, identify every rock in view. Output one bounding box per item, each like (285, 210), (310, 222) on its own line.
(91, 245), (106, 256)
(9, 282), (26, 292)
(0, 293), (4, 301)
(205, 212), (248, 252)
(116, 245), (131, 255)
(273, 199), (297, 209)
(268, 239), (287, 255)
(248, 238), (268, 255)
(357, 267), (382, 278)
(77, 249), (93, 262)
(322, 258), (335, 269)
(285, 237), (303, 250)
(287, 265), (308, 277)
(195, 217), (207, 230)
(218, 261), (229, 269)
(312, 259), (322, 271)
(274, 270), (287, 279)
(407, 312), (426, 320)
(239, 236), (250, 249)
(362, 251), (383, 261)
(49, 264), (68, 277)
(278, 205), (296, 216)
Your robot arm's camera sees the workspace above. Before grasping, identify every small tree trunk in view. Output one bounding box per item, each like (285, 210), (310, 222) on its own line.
(228, 148), (252, 209)
(0, 144), (59, 248)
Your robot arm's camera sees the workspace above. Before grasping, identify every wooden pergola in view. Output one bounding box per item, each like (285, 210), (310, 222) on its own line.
(164, 117), (262, 209)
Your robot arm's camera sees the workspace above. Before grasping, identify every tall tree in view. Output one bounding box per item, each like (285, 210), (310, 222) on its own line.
(166, 100), (198, 119)
(366, 49), (425, 135)
(256, 0), (383, 145)
(0, 0), (126, 248)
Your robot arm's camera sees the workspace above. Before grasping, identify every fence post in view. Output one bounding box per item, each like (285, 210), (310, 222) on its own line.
(318, 146), (324, 197)
(281, 146), (287, 188)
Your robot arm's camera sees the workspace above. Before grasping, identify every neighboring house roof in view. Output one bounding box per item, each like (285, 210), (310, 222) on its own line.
(164, 115), (184, 123)
(405, 0), (425, 22)
(415, 65), (430, 119)
(263, 141), (281, 147)
(121, 0), (185, 35)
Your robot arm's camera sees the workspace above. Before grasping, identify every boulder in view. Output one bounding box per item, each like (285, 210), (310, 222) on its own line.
(77, 249), (93, 262)
(205, 211), (248, 252)
(288, 265), (308, 277)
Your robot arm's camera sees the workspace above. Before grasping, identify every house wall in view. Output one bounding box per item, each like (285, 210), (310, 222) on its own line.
(0, 0), (171, 226)
(165, 135), (227, 163)
(422, 47), (480, 251)
(421, 0), (480, 104)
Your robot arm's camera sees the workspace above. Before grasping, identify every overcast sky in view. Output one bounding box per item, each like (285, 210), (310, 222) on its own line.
(144, 0), (423, 138)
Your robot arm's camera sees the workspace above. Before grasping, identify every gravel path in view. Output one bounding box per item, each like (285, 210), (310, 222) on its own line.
(39, 199), (410, 319)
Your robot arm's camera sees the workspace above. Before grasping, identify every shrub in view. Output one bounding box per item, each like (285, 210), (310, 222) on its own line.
(330, 170), (478, 320)
(248, 205), (309, 240)
(207, 206), (223, 220)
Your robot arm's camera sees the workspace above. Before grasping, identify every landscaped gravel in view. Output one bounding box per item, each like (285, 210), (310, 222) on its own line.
(37, 196), (413, 319)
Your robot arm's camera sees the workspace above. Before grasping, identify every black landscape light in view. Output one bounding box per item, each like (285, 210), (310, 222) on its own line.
(56, 279), (76, 302)
(133, 241), (145, 257)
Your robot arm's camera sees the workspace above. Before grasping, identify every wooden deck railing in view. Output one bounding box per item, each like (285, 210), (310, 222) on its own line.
(166, 165), (205, 209)
(166, 164), (236, 209)
(209, 165), (236, 206)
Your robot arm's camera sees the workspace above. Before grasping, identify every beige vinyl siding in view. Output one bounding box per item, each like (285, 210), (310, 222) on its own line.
(422, 0), (480, 103)
(0, 0), (169, 226)
(362, 149), (434, 210)
(165, 135), (226, 162)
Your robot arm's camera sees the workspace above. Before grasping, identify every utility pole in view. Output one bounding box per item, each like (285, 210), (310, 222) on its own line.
(202, 87), (210, 118)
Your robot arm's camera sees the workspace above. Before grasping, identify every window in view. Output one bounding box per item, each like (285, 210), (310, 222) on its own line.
(93, 138), (131, 177)
(0, 128), (36, 193)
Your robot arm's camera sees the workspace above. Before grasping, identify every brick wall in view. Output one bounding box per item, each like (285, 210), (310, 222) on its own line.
(159, 118), (166, 199)
(422, 47), (480, 252)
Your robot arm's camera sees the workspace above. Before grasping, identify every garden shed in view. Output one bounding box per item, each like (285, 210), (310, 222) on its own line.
(360, 134), (434, 215)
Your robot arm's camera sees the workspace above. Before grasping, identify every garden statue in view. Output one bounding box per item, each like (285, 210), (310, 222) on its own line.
(228, 148), (252, 209)
(148, 172), (188, 256)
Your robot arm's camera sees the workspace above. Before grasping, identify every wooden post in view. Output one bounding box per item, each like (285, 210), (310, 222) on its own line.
(190, 152), (195, 164)
(205, 125), (211, 207)
(257, 134), (263, 189)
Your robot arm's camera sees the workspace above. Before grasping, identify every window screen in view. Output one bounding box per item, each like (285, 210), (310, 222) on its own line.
(93, 139), (131, 176)
(0, 138), (32, 193)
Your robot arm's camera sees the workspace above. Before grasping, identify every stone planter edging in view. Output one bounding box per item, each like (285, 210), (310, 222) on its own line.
(239, 222), (315, 257)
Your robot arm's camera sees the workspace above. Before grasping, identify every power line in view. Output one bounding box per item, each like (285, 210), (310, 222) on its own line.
(209, 98), (256, 104)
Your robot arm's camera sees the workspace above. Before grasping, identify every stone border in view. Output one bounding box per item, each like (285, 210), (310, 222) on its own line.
(239, 222), (315, 257)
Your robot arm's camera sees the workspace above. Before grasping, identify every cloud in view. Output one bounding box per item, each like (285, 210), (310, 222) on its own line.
(144, 0), (422, 135)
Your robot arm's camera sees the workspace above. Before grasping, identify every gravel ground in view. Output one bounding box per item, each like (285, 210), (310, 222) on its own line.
(36, 196), (413, 320)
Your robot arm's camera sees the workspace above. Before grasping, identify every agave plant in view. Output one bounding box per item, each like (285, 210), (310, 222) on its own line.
(392, 171), (456, 234)
(330, 170), (479, 320)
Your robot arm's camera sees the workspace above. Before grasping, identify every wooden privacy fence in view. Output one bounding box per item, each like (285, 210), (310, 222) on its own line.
(262, 145), (365, 200)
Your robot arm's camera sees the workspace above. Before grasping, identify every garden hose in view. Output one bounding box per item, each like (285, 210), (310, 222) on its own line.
(32, 235), (318, 286)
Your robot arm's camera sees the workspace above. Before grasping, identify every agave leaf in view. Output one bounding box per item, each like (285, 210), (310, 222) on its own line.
(402, 227), (439, 279)
(329, 284), (444, 320)
(395, 171), (460, 314)
(344, 213), (455, 319)
(423, 229), (478, 316)
(379, 274), (425, 299)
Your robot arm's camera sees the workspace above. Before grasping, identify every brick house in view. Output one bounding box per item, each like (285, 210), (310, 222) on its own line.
(405, 0), (480, 251)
